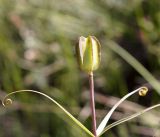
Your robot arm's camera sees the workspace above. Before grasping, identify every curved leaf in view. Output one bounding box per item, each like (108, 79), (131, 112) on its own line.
(96, 87), (148, 135)
(2, 90), (94, 137)
(99, 103), (160, 136)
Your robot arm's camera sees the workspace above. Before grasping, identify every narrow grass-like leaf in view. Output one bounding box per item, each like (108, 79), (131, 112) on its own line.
(96, 87), (148, 135)
(99, 103), (160, 136)
(106, 40), (160, 94)
(2, 90), (94, 137)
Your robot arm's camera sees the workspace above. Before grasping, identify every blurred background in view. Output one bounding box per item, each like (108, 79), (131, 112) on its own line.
(0, 0), (160, 137)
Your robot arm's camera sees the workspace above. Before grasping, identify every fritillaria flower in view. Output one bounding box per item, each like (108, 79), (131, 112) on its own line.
(76, 36), (101, 74)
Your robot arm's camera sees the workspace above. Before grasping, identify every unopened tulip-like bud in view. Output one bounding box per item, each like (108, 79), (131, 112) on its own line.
(76, 36), (101, 74)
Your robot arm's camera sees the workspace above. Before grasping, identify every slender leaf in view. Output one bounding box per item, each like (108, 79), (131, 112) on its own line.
(2, 90), (94, 137)
(99, 103), (160, 136)
(96, 87), (147, 135)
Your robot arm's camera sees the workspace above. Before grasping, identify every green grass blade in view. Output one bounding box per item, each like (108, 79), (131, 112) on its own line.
(106, 40), (160, 94)
(2, 90), (94, 137)
(99, 103), (160, 136)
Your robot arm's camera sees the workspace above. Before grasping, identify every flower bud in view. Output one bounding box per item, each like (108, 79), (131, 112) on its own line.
(76, 36), (101, 74)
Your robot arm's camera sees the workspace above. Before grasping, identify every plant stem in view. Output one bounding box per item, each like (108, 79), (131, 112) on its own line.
(89, 72), (97, 137)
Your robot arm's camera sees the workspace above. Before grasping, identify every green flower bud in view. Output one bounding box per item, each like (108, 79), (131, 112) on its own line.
(76, 36), (101, 74)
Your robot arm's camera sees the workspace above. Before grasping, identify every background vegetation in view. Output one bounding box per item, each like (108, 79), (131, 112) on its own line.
(0, 0), (160, 137)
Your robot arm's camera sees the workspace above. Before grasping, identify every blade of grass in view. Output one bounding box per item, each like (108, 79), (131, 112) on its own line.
(2, 90), (94, 137)
(99, 103), (160, 136)
(106, 40), (160, 94)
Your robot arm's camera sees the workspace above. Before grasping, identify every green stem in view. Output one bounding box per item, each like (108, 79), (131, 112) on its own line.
(89, 72), (97, 137)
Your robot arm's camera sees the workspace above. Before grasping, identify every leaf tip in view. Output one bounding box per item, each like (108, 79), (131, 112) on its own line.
(139, 86), (148, 96)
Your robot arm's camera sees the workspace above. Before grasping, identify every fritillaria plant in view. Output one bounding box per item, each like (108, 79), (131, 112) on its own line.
(2, 36), (160, 137)
(76, 36), (101, 136)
